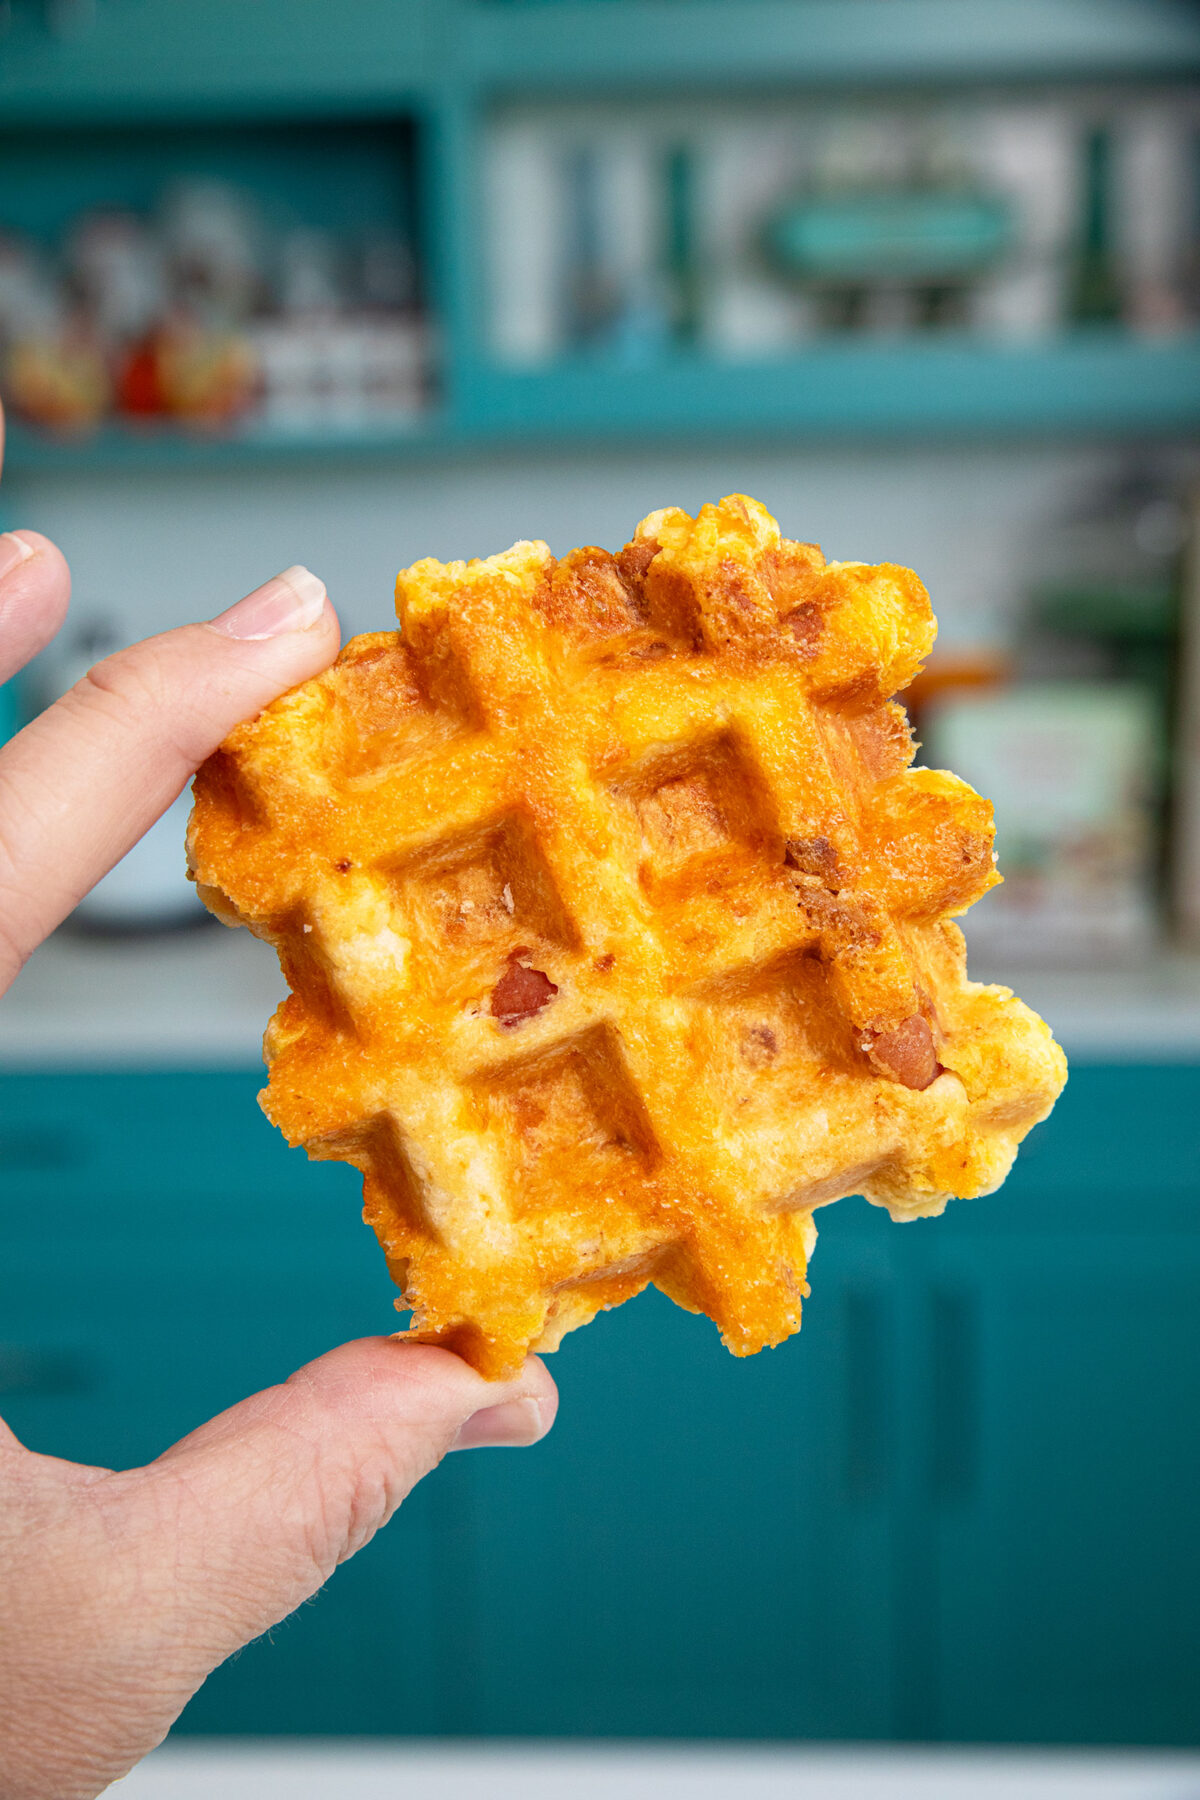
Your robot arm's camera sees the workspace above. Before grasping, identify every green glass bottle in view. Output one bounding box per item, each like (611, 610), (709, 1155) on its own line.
(1068, 126), (1124, 326)
(665, 143), (701, 347)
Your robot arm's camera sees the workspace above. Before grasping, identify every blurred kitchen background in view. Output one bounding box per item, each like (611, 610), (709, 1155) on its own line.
(2, 0), (1200, 1780)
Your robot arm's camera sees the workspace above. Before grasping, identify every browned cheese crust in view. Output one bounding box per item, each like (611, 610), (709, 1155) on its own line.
(188, 496), (1068, 1378)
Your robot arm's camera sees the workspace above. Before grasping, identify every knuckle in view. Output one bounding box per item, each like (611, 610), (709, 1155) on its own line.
(79, 647), (170, 720)
(67, 641), (211, 771)
(307, 1457), (390, 1572)
(305, 1436), (432, 1574)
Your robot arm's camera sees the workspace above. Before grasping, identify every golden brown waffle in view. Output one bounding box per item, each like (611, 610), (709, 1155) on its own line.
(188, 496), (1066, 1378)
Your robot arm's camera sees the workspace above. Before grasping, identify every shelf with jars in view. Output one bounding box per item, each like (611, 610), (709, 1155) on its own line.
(0, 0), (1198, 467)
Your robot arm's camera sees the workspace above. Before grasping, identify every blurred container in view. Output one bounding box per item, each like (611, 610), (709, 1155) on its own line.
(562, 140), (624, 349)
(984, 461), (1189, 960)
(68, 210), (165, 342)
(0, 150), (431, 438)
(924, 682), (1159, 965)
(488, 117), (566, 364)
(1171, 485), (1200, 944)
(1023, 462), (1184, 722)
(161, 180), (266, 327)
(1118, 101), (1194, 335)
(701, 119), (814, 356)
(968, 102), (1076, 338)
(664, 141), (702, 346)
(765, 191), (1012, 287)
(249, 315), (427, 432)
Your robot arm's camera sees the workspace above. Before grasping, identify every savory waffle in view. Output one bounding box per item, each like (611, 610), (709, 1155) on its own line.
(188, 496), (1066, 1378)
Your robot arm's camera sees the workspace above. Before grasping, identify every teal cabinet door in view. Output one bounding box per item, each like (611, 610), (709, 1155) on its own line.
(921, 1066), (1200, 1746)
(925, 1232), (1200, 1745)
(458, 1206), (903, 1739)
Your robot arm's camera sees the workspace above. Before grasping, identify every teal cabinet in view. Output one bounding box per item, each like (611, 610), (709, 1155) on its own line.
(1, 1063), (1199, 1742)
(461, 1229), (898, 1739)
(0, 1070), (401, 1464)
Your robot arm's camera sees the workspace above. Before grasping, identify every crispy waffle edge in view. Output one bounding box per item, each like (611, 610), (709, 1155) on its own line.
(187, 495), (1068, 1379)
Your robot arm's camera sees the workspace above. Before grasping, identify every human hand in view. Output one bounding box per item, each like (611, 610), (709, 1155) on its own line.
(0, 401), (558, 1800)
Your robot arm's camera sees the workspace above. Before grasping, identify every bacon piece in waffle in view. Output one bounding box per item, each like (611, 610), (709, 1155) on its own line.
(188, 496), (1067, 1379)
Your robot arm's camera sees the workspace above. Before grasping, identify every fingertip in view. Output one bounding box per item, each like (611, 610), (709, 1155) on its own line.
(448, 1352), (558, 1450)
(0, 571), (343, 969)
(4, 529), (71, 598)
(285, 1336), (558, 1444)
(197, 571), (341, 700)
(0, 530), (72, 684)
(510, 1353), (559, 1437)
(452, 1393), (547, 1451)
(208, 565), (334, 642)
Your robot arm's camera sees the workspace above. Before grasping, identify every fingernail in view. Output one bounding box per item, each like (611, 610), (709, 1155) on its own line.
(451, 1395), (546, 1452)
(208, 565), (328, 641)
(0, 531), (35, 584)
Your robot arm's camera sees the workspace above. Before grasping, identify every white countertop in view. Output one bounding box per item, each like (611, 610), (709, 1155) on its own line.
(4, 925), (1200, 1067)
(969, 951), (1200, 1060)
(0, 924), (284, 1068)
(110, 1742), (1200, 1800)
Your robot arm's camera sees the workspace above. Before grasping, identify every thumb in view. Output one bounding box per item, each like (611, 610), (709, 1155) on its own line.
(143, 1338), (556, 1659)
(0, 564), (339, 989)
(0, 1341), (556, 1800)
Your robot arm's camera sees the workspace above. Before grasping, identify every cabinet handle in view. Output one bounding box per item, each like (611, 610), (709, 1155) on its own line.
(0, 1128), (86, 1171)
(929, 1288), (979, 1503)
(842, 1286), (887, 1500)
(0, 1345), (92, 1396)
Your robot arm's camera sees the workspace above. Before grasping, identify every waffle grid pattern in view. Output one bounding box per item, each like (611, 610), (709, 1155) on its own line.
(189, 496), (1067, 1377)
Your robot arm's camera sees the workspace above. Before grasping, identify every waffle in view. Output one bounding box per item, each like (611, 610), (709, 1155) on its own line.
(188, 496), (1067, 1379)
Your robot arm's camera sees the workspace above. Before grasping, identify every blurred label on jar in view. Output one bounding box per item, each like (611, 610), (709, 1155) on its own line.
(922, 682), (1159, 965)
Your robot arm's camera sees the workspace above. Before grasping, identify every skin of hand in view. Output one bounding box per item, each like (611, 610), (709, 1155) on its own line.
(0, 400), (558, 1800)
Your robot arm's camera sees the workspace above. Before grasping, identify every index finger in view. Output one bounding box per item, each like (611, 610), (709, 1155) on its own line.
(0, 568), (340, 991)
(0, 531), (72, 686)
